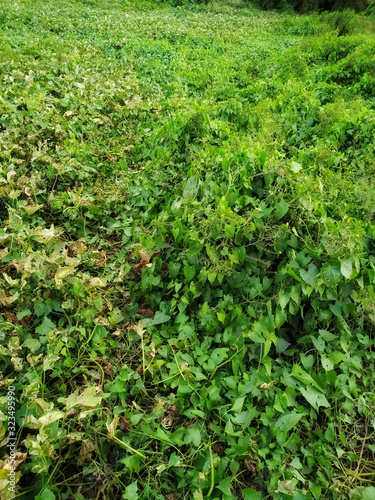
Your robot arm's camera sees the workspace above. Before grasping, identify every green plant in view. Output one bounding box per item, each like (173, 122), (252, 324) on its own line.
(1, 0), (375, 498)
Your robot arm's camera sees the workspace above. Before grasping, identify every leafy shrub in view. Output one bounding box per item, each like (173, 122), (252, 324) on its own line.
(322, 8), (358, 35)
(258, 0), (370, 11)
(1, 0), (375, 498)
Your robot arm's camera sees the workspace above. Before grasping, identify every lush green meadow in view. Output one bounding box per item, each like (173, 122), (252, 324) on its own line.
(1, 0), (375, 498)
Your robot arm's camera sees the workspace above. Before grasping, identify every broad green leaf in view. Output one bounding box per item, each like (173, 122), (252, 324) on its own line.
(93, 295), (103, 311)
(36, 489), (55, 500)
(349, 486), (375, 500)
(290, 285), (301, 305)
(242, 489), (263, 500)
(312, 336), (326, 352)
(299, 263), (318, 286)
(329, 301), (342, 319)
(123, 481), (138, 500)
(207, 271), (217, 284)
(321, 355), (334, 371)
(155, 427), (173, 444)
(183, 263), (196, 282)
(275, 412), (304, 433)
(193, 490), (204, 500)
(168, 262), (180, 279)
(325, 422), (335, 443)
(275, 308), (287, 328)
(217, 311), (226, 324)
(290, 457), (303, 469)
(217, 477), (233, 496)
(278, 290), (290, 309)
(225, 223), (235, 238)
(183, 176), (199, 199)
(275, 200), (290, 220)
(321, 263), (341, 286)
(291, 365), (324, 392)
(211, 348), (228, 365)
(152, 311), (171, 325)
(16, 308), (32, 320)
(35, 317), (55, 336)
(291, 161), (302, 173)
(318, 330), (337, 341)
(340, 259), (352, 279)
(231, 397), (245, 414)
(184, 427), (201, 447)
(23, 338), (41, 353)
(247, 330), (265, 343)
(34, 300), (53, 317)
(300, 385), (330, 410)
(276, 337), (290, 353)
(327, 351), (346, 365)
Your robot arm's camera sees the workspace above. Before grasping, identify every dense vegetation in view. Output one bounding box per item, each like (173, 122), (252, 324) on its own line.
(1, 0), (375, 498)
(257, 0), (373, 14)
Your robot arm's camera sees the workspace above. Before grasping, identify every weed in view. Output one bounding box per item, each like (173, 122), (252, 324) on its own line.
(1, 0), (375, 499)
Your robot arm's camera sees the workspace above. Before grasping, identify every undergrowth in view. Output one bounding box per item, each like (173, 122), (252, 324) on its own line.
(1, 0), (375, 498)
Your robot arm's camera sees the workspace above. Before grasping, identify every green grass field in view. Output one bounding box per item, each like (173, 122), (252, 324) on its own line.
(1, 0), (375, 498)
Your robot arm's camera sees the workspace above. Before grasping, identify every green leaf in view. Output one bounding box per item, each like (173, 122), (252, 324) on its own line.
(291, 365), (324, 392)
(327, 351), (346, 365)
(35, 317), (55, 336)
(325, 423), (335, 443)
(275, 308), (287, 328)
(36, 489), (56, 500)
(318, 330), (337, 341)
(276, 337), (290, 353)
(329, 301), (342, 319)
(93, 295), (103, 311)
(211, 348), (228, 365)
(275, 200), (290, 220)
(34, 299), (52, 317)
(183, 263), (196, 282)
(155, 427), (173, 444)
(123, 481), (138, 500)
(217, 311), (226, 324)
(340, 259), (352, 279)
(278, 290), (290, 309)
(321, 354), (334, 371)
(225, 223), (235, 238)
(299, 263), (318, 286)
(16, 308), (32, 320)
(168, 453), (181, 468)
(152, 311), (171, 325)
(300, 385), (330, 410)
(242, 489), (263, 500)
(291, 161), (302, 173)
(184, 427), (201, 447)
(321, 263), (341, 286)
(349, 487), (375, 500)
(183, 176), (199, 199)
(168, 262), (180, 279)
(23, 338), (41, 353)
(231, 397), (245, 414)
(275, 412), (304, 433)
(193, 490), (204, 500)
(217, 477), (233, 496)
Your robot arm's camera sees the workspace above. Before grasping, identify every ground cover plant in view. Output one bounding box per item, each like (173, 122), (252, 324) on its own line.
(1, 0), (375, 498)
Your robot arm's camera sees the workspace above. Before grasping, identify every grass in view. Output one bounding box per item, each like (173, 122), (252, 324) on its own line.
(1, 0), (375, 498)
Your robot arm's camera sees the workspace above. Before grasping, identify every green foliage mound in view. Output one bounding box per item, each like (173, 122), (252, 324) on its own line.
(1, 0), (375, 499)
(258, 0), (370, 12)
